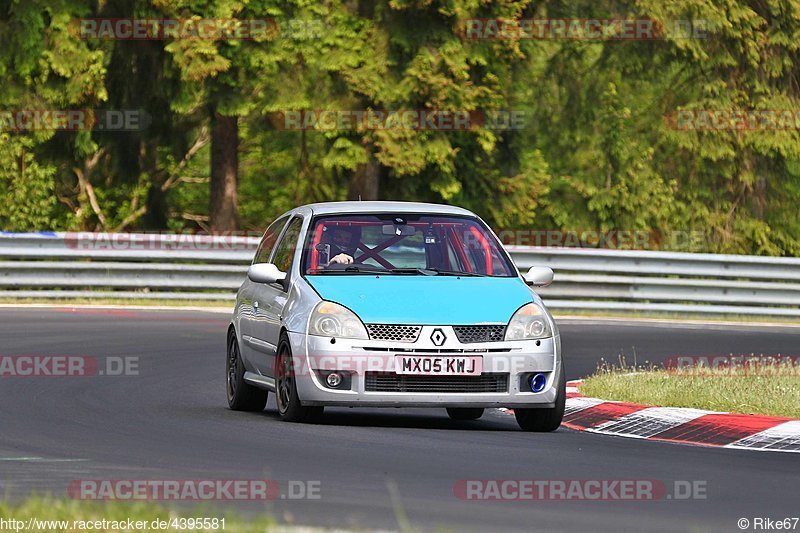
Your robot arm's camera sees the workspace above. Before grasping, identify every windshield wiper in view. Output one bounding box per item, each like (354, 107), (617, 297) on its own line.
(311, 265), (389, 275)
(390, 268), (438, 276)
(391, 267), (489, 277)
(427, 269), (489, 277)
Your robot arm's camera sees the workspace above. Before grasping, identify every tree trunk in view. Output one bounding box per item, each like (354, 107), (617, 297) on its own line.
(347, 150), (379, 201)
(141, 140), (168, 229)
(210, 113), (239, 231)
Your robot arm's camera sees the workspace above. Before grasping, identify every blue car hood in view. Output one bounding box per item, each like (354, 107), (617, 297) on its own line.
(305, 275), (534, 325)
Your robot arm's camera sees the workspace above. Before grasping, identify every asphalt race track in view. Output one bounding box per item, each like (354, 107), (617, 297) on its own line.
(1, 307), (799, 532)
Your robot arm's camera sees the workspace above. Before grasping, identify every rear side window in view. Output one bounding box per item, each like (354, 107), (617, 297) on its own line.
(272, 217), (303, 273)
(253, 215), (289, 264)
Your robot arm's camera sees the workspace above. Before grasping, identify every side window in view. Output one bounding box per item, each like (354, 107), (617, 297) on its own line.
(272, 217), (303, 273)
(253, 216), (289, 264)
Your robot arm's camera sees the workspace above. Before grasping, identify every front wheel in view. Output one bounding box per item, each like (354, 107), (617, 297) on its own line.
(227, 332), (268, 412)
(446, 408), (484, 421)
(514, 367), (566, 432)
(275, 334), (324, 423)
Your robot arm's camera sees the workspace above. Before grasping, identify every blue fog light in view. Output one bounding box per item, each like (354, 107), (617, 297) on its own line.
(530, 373), (547, 393)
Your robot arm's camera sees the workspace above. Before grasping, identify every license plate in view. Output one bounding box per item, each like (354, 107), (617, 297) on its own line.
(394, 355), (483, 376)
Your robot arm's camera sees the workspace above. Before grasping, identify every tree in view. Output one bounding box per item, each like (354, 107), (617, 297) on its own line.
(156, 0), (280, 231)
(0, 0), (107, 231)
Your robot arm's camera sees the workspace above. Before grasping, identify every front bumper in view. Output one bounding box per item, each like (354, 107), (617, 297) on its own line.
(289, 326), (562, 408)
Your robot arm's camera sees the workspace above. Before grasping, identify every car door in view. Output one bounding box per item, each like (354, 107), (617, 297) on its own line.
(239, 215), (289, 371)
(250, 216), (303, 377)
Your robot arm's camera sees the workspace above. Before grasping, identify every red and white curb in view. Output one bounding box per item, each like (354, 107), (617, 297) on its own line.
(501, 380), (800, 453)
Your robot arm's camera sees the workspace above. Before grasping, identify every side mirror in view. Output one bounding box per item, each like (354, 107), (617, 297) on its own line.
(247, 263), (287, 285)
(523, 266), (554, 287)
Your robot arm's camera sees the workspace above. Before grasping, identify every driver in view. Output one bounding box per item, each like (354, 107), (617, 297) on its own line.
(324, 226), (361, 265)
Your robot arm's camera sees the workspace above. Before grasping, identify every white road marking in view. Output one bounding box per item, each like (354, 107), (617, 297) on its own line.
(726, 420), (800, 452)
(564, 397), (606, 415)
(0, 457), (88, 462)
(588, 407), (717, 438)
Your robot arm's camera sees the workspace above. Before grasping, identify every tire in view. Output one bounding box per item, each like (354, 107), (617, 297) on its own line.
(275, 333), (324, 423)
(227, 331), (268, 412)
(514, 366), (566, 432)
(446, 408), (484, 421)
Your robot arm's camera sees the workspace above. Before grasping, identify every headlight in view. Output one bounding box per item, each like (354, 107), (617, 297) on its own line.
(308, 301), (368, 339)
(505, 303), (552, 341)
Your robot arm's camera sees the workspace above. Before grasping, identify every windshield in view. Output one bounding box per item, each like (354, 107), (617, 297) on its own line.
(303, 214), (515, 277)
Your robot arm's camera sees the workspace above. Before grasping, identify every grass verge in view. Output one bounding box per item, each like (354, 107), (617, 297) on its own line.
(581, 363), (800, 418)
(0, 497), (274, 532)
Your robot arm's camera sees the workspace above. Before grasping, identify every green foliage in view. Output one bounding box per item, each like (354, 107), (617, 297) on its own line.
(0, 0), (799, 256)
(0, 134), (57, 230)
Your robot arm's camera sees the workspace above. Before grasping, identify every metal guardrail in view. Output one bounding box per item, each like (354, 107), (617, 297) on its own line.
(1, 232), (799, 316)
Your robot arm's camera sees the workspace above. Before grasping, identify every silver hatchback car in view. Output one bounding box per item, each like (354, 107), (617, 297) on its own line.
(226, 201), (565, 431)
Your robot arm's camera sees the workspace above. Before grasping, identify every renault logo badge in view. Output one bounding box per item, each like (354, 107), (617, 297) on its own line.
(430, 328), (447, 346)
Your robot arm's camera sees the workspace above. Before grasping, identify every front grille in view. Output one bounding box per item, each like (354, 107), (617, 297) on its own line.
(365, 372), (508, 393)
(453, 325), (506, 343)
(367, 324), (422, 343)
(360, 347), (512, 353)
